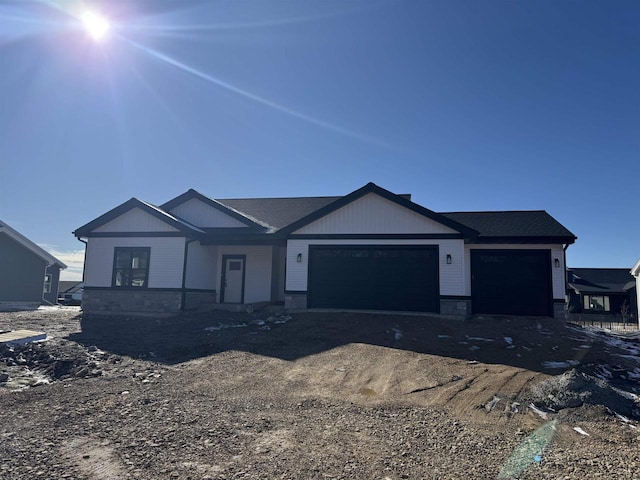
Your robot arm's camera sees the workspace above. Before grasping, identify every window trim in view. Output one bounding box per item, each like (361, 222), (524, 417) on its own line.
(43, 273), (52, 294)
(112, 247), (151, 288)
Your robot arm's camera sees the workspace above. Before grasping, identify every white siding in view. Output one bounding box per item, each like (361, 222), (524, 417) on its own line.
(168, 198), (249, 228)
(463, 244), (566, 299)
(216, 246), (272, 303)
(185, 243), (218, 290)
(294, 193), (458, 235)
(94, 208), (179, 233)
(286, 239), (465, 296)
(84, 237), (185, 288)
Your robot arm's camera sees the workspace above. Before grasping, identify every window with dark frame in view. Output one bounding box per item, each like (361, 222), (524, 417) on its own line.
(112, 247), (150, 288)
(583, 294), (610, 312)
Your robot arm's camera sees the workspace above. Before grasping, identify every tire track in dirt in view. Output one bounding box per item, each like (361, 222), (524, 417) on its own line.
(60, 437), (127, 480)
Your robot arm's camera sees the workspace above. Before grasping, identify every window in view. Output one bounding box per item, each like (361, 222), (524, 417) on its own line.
(112, 247), (150, 288)
(583, 295), (610, 312)
(43, 274), (52, 294)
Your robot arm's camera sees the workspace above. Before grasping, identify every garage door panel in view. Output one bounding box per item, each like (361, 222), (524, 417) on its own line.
(471, 250), (551, 316)
(308, 246), (439, 312)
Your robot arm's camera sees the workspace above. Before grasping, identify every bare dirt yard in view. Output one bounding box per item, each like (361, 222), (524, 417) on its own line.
(1, 307), (639, 479)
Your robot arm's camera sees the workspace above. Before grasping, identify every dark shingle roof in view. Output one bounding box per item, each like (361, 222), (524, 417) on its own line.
(216, 197), (341, 230)
(568, 268), (634, 294)
(441, 211), (576, 242)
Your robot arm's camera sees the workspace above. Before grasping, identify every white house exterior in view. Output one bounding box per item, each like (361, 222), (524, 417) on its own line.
(74, 183), (576, 318)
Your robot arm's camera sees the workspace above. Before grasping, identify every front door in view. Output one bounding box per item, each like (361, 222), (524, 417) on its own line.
(221, 255), (245, 303)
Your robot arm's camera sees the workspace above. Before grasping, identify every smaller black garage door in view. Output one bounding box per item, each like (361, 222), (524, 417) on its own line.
(308, 245), (439, 312)
(471, 249), (552, 316)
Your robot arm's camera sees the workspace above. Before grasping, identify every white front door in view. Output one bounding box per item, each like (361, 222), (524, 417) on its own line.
(222, 256), (245, 303)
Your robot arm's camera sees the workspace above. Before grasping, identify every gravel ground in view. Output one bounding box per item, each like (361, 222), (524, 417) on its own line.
(0, 307), (639, 479)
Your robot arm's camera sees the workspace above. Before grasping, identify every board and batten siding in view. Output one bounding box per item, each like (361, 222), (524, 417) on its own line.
(84, 237), (186, 288)
(463, 244), (566, 299)
(184, 243), (217, 290)
(167, 198), (249, 228)
(93, 208), (179, 233)
(216, 245), (272, 303)
(286, 239), (465, 296)
(294, 193), (458, 235)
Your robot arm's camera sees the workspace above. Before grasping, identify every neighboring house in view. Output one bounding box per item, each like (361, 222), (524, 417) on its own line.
(0, 220), (67, 307)
(567, 268), (637, 320)
(631, 260), (640, 323)
(73, 182), (576, 318)
(58, 281), (84, 305)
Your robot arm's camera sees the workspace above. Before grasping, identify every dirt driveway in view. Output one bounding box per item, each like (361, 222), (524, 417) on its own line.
(0, 307), (639, 479)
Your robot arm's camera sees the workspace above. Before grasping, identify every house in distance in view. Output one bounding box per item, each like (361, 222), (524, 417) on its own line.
(0, 220), (66, 309)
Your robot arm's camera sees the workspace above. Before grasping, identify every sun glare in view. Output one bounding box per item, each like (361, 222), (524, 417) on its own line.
(81, 11), (110, 42)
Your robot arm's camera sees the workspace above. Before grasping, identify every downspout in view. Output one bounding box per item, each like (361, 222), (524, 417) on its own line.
(181, 238), (196, 310)
(77, 238), (88, 283)
(76, 237), (88, 308)
(563, 242), (570, 316)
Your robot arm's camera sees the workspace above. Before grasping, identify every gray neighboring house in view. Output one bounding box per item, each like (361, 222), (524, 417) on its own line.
(0, 220), (67, 307)
(74, 182), (576, 318)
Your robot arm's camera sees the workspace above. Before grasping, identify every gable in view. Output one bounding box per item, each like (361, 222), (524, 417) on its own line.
(93, 208), (180, 233)
(293, 193), (459, 235)
(167, 198), (249, 228)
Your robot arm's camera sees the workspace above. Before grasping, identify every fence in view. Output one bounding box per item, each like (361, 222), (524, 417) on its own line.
(567, 313), (639, 332)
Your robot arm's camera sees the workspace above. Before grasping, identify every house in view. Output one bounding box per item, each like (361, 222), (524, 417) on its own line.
(631, 260), (640, 324)
(0, 220), (67, 307)
(567, 268), (637, 320)
(58, 281), (84, 305)
(73, 182), (576, 318)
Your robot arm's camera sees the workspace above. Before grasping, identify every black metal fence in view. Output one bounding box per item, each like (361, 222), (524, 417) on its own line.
(567, 313), (639, 332)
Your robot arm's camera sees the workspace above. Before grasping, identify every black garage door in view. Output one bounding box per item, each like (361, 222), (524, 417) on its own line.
(308, 245), (439, 312)
(471, 249), (552, 316)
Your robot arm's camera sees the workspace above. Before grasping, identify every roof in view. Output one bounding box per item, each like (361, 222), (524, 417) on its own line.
(567, 268), (635, 294)
(441, 210), (577, 243)
(275, 183), (478, 237)
(74, 198), (205, 238)
(218, 196), (340, 230)
(161, 189), (270, 230)
(58, 281), (83, 294)
(75, 183), (576, 243)
(0, 220), (67, 268)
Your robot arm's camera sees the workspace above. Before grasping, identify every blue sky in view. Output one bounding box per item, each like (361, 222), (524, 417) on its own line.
(1, 0), (638, 280)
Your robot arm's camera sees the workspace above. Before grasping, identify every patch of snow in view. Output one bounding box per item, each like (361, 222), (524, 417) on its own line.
(529, 403), (549, 419)
(541, 360), (580, 369)
(437, 334), (450, 339)
(392, 328), (403, 341)
(485, 396), (500, 412)
(573, 427), (589, 436)
(469, 345), (480, 351)
(615, 412), (631, 423)
(204, 323), (248, 332)
(467, 336), (494, 342)
(504, 337), (513, 345)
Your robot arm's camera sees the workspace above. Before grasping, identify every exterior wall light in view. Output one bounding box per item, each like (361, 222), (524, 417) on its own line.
(446, 254), (452, 264)
(297, 253), (303, 263)
(554, 258), (560, 268)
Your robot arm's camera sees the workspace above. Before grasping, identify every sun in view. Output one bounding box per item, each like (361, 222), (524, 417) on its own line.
(81, 10), (110, 42)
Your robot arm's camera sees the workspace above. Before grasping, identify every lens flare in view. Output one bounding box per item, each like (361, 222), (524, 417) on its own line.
(81, 10), (110, 42)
